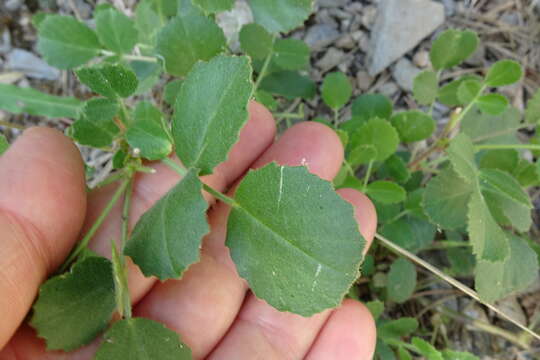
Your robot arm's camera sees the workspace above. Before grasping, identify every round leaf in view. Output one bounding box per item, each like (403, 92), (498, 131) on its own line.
(321, 71), (352, 110)
(249, 0), (313, 33)
(430, 29), (479, 70)
(126, 102), (172, 160)
(349, 118), (399, 164)
(192, 0), (234, 13)
(272, 38), (310, 70)
(387, 258), (417, 303)
(413, 70), (438, 106)
(390, 110), (435, 143)
(457, 79), (483, 105)
(366, 180), (406, 204)
(239, 23), (274, 60)
(485, 60), (523, 87)
(95, 8), (138, 54)
(76, 64), (139, 99)
(437, 75), (482, 107)
(477, 94), (509, 115)
(351, 94), (393, 122)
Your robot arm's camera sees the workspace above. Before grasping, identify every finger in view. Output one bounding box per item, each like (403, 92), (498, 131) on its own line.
(134, 122), (345, 359)
(0, 128), (87, 349)
(305, 300), (377, 360)
(209, 181), (377, 359)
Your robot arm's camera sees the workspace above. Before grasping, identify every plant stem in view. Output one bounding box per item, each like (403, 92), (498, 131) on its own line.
(0, 120), (25, 130)
(273, 112), (304, 119)
(253, 37), (276, 92)
(92, 170), (126, 190)
(100, 50), (158, 63)
(161, 157), (188, 177)
(374, 233), (540, 343)
(117, 177), (134, 318)
(362, 160), (374, 192)
(475, 144), (540, 151)
(60, 179), (130, 272)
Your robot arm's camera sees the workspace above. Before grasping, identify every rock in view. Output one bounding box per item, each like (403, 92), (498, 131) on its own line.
(356, 71), (375, 91)
(355, 31), (370, 53)
(413, 50), (430, 68)
(440, 0), (457, 16)
(304, 24), (340, 51)
(378, 82), (399, 98)
(6, 49), (60, 80)
(4, 0), (22, 11)
(316, 48), (347, 73)
(361, 5), (378, 29)
(317, 0), (348, 8)
(367, 0), (445, 76)
(336, 34), (355, 49)
(216, 0), (253, 53)
(393, 58), (421, 91)
(0, 29), (11, 55)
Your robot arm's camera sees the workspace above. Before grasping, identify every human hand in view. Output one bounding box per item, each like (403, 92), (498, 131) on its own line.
(0, 102), (377, 359)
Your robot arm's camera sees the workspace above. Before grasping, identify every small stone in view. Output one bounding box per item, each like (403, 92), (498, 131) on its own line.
(316, 48), (347, 73)
(304, 24), (340, 51)
(378, 82), (399, 98)
(441, 0), (456, 16)
(356, 71), (374, 91)
(0, 29), (11, 55)
(361, 5), (378, 29)
(413, 50), (430, 68)
(216, 0), (253, 52)
(5, 0), (22, 11)
(317, 0), (348, 8)
(500, 12), (520, 26)
(393, 59), (421, 92)
(346, 3), (364, 13)
(354, 31), (370, 53)
(336, 34), (355, 49)
(6, 49), (60, 80)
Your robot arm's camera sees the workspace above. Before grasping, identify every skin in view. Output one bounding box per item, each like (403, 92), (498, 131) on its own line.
(0, 102), (377, 359)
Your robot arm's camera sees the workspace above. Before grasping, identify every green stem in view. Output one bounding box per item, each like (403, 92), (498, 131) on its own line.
(361, 160), (374, 192)
(60, 179), (130, 272)
(92, 170), (126, 190)
(343, 160), (356, 178)
(253, 37), (276, 92)
(161, 157), (188, 177)
(117, 177), (134, 318)
(100, 50), (158, 63)
(273, 112), (304, 119)
(475, 144), (540, 151)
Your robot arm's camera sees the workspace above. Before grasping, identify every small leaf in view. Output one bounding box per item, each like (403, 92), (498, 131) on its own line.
(376, 340), (397, 360)
(192, 0), (234, 13)
(76, 64), (138, 99)
(95, 318), (192, 359)
(227, 163), (365, 316)
(479, 149), (519, 174)
(365, 300), (384, 320)
(477, 94), (509, 115)
(163, 79), (183, 106)
(381, 216), (436, 253)
(430, 29), (479, 70)
(349, 118), (399, 164)
(447, 134), (477, 183)
(383, 154), (411, 183)
(515, 159), (540, 187)
(70, 98), (120, 148)
(156, 13), (226, 76)
(0, 134), (8, 155)
(387, 258), (416, 303)
(239, 23), (274, 60)
(31, 11), (49, 29)
(260, 71), (316, 99)
(475, 234), (538, 303)
(125, 169), (209, 279)
(173, 55), (253, 175)
(95, 8), (138, 54)
(351, 94), (393, 122)
(526, 89), (540, 123)
(398, 347), (413, 360)
(366, 181), (406, 204)
(457, 79), (483, 105)
(378, 318), (419, 341)
(485, 60), (523, 87)
(130, 60), (162, 95)
(438, 75), (482, 107)
(412, 337), (443, 360)
(37, 15), (101, 69)
(413, 70), (438, 105)
(30, 256), (116, 351)
(272, 38), (310, 70)
(390, 110), (435, 143)
(462, 106), (521, 145)
(135, 0), (162, 46)
(0, 83), (82, 119)
(442, 350), (480, 360)
(249, 0), (313, 33)
(254, 90), (278, 111)
(126, 101), (172, 160)
(322, 71), (352, 110)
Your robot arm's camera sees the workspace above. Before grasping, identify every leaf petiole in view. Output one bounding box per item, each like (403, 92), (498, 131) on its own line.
(475, 144), (540, 151)
(253, 35), (277, 92)
(361, 160), (374, 192)
(100, 50), (158, 63)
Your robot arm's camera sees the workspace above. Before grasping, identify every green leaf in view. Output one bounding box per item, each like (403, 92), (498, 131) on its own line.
(192, 0), (234, 13)
(475, 234), (538, 303)
(479, 169), (532, 232)
(479, 149), (519, 174)
(515, 159), (540, 187)
(126, 101), (172, 160)
(438, 75), (482, 107)
(376, 340), (397, 360)
(70, 98), (120, 148)
(477, 94), (509, 115)
(413, 70), (438, 105)
(249, 0), (313, 33)
(37, 15), (101, 69)
(30, 256), (116, 351)
(462, 106), (521, 145)
(398, 347), (413, 360)
(446, 134), (477, 183)
(173, 55), (253, 175)
(485, 60), (523, 87)
(130, 60), (162, 95)
(255, 90), (278, 111)
(125, 169), (209, 279)
(390, 110), (435, 143)
(366, 181), (406, 204)
(446, 233), (475, 277)
(239, 23), (274, 60)
(260, 71), (316, 99)
(381, 216), (436, 253)
(351, 94), (393, 122)
(135, 0), (162, 46)
(442, 350), (480, 360)
(423, 167), (473, 230)
(226, 163), (365, 316)
(457, 79), (483, 105)
(525, 89), (540, 123)
(272, 38), (310, 70)
(322, 71), (352, 110)
(412, 337), (443, 360)
(387, 258), (416, 303)
(0, 83), (82, 119)
(95, 8), (138, 54)
(31, 11), (49, 29)
(163, 79), (183, 106)
(0, 134), (8, 155)
(95, 318), (192, 359)
(156, 12), (226, 76)
(378, 318), (419, 341)
(430, 29), (479, 70)
(349, 118), (399, 164)
(383, 154), (411, 183)
(366, 300), (384, 320)
(76, 64), (138, 99)
(468, 189), (509, 262)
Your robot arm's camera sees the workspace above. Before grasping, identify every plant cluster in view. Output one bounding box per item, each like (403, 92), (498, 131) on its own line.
(0, 0), (539, 359)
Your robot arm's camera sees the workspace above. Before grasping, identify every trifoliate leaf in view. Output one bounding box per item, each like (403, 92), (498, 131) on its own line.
(366, 181), (406, 204)
(430, 29), (479, 71)
(412, 337), (443, 360)
(468, 189), (509, 262)
(173, 55), (253, 175)
(260, 70), (316, 99)
(192, 0), (234, 13)
(461, 106), (520, 145)
(387, 258), (416, 303)
(446, 134), (477, 183)
(125, 169), (208, 279)
(95, 318), (192, 359)
(272, 38), (310, 70)
(351, 94), (393, 122)
(37, 15), (101, 69)
(526, 89), (540, 123)
(413, 70), (438, 105)
(76, 64), (138, 99)
(378, 318), (418, 341)
(239, 23), (274, 60)
(477, 94), (509, 115)
(227, 163), (365, 316)
(249, 0), (313, 33)
(156, 13), (226, 76)
(126, 101), (172, 161)
(457, 79), (483, 105)
(163, 79), (183, 106)
(390, 110), (435, 143)
(381, 216), (435, 253)
(30, 256), (116, 351)
(423, 167), (473, 230)
(485, 60), (523, 87)
(479, 149), (519, 174)
(0, 83), (82, 119)
(0, 134), (9, 155)
(438, 75), (482, 107)
(349, 118), (399, 164)
(95, 8), (138, 54)
(70, 98), (120, 148)
(475, 234), (538, 303)
(322, 71), (352, 110)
